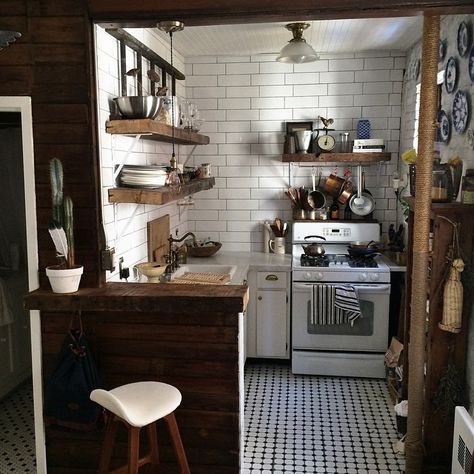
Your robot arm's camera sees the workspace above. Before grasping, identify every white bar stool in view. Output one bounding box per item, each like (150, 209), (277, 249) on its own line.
(90, 381), (190, 474)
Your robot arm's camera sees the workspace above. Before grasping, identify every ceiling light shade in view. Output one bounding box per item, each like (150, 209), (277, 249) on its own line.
(276, 23), (319, 64)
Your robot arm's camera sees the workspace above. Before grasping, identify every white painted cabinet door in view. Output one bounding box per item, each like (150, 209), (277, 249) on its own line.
(256, 289), (288, 358)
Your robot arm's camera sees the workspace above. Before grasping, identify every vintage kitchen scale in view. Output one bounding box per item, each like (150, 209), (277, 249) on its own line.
(314, 115), (336, 154)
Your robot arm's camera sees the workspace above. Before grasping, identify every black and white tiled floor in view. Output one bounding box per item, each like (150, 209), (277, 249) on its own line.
(1, 366), (404, 473)
(0, 381), (36, 473)
(243, 362), (405, 474)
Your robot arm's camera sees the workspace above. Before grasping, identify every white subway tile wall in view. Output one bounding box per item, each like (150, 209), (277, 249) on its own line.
(95, 25), (189, 281)
(186, 51), (406, 249)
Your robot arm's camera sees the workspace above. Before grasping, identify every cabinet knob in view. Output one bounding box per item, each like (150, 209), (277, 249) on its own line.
(265, 274), (278, 281)
(258, 296), (262, 301)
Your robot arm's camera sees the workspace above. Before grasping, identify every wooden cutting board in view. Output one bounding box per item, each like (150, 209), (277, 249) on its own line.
(147, 214), (170, 264)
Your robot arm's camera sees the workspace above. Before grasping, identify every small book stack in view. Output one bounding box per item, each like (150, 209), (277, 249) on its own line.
(353, 139), (385, 153)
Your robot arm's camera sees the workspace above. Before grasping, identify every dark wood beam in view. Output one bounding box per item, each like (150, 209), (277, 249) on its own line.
(88, 0), (474, 27)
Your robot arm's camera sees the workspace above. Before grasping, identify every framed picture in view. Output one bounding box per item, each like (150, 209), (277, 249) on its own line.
(286, 121), (313, 135)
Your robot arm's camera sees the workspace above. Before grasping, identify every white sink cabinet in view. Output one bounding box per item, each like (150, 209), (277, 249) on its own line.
(246, 270), (290, 359)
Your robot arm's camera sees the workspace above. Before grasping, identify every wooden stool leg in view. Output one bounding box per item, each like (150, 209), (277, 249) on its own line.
(163, 413), (190, 474)
(98, 413), (120, 474)
(146, 421), (160, 468)
(127, 426), (141, 474)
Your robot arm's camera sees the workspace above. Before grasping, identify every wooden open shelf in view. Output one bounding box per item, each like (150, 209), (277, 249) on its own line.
(282, 152), (391, 163)
(106, 119), (210, 145)
(108, 177), (215, 205)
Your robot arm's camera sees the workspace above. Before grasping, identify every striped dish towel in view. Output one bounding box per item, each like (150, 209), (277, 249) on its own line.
(312, 284), (347, 326)
(334, 285), (361, 326)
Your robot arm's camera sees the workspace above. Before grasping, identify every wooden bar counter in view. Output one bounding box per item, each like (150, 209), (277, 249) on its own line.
(25, 282), (249, 474)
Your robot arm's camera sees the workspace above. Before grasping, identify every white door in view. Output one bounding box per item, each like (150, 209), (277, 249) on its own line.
(0, 97), (42, 472)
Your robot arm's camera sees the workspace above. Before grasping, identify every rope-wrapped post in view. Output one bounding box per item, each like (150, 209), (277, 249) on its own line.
(405, 14), (440, 473)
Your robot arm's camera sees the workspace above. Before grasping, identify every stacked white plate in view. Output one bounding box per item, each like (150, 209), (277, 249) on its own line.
(119, 165), (168, 188)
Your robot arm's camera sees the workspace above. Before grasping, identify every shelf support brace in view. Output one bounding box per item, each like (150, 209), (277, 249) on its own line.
(113, 134), (143, 182)
(115, 203), (141, 242)
(183, 145), (198, 167)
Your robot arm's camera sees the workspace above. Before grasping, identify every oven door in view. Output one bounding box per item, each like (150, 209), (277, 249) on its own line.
(292, 282), (390, 352)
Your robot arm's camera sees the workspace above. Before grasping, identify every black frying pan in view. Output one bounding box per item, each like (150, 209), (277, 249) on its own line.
(347, 247), (379, 258)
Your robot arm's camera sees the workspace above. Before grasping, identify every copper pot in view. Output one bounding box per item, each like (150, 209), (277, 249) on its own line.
(337, 179), (353, 205)
(324, 174), (345, 197)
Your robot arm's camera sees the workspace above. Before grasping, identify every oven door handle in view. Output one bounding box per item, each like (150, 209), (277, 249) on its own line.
(293, 283), (314, 291)
(346, 284), (391, 294)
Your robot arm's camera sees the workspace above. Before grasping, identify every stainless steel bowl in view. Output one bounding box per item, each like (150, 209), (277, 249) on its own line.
(114, 96), (163, 119)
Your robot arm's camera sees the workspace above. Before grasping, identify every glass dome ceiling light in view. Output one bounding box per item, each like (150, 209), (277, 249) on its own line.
(276, 23), (319, 64)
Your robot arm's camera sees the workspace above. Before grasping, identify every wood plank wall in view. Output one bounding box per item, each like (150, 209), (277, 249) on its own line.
(41, 309), (241, 473)
(0, 0), (104, 288)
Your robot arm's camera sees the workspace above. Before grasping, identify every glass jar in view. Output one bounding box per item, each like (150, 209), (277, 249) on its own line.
(431, 168), (451, 202)
(461, 172), (474, 204)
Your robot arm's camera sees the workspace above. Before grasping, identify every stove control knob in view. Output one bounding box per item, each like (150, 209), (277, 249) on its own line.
(370, 273), (380, 281)
(315, 272), (324, 281)
(358, 273), (368, 281)
(304, 272), (312, 280)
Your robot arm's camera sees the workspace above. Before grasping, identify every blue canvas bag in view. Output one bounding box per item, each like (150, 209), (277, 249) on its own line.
(44, 314), (103, 431)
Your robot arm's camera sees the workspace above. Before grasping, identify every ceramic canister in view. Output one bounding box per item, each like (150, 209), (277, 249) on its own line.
(357, 119), (371, 139)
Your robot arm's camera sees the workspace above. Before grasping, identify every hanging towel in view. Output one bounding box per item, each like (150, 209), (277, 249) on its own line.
(313, 284), (347, 325)
(0, 278), (14, 326)
(312, 284), (361, 326)
(334, 285), (361, 326)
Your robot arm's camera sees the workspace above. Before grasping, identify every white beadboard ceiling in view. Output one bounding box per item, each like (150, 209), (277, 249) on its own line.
(151, 17), (423, 58)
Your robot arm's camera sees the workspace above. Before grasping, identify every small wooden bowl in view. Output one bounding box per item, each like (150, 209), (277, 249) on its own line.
(187, 242), (222, 258)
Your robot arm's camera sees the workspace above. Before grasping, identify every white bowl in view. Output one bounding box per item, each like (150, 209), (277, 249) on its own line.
(135, 262), (166, 282)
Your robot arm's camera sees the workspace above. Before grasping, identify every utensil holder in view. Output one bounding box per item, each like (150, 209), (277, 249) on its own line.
(269, 237), (286, 254)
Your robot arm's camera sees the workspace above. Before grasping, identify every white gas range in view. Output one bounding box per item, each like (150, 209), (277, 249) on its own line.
(291, 221), (391, 378)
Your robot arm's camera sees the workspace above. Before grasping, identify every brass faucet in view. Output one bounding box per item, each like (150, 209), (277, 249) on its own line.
(165, 232), (196, 273)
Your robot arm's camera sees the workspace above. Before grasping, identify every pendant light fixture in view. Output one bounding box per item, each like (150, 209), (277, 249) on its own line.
(157, 20), (184, 172)
(276, 23), (319, 64)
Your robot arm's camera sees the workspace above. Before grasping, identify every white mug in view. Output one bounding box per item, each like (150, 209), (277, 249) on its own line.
(269, 237), (286, 254)
(199, 163), (211, 178)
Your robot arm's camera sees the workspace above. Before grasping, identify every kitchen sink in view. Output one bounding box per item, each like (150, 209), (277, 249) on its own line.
(171, 264), (237, 282)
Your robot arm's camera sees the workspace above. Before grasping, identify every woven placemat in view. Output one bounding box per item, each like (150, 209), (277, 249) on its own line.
(172, 271), (230, 285)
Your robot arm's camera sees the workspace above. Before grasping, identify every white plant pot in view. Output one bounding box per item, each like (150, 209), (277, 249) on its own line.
(46, 265), (84, 294)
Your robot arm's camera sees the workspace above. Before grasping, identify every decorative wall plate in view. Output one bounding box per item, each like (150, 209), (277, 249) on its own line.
(437, 110), (451, 143)
(457, 21), (471, 57)
(452, 90), (470, 134)
(469, 45), (474, 82)
(438, 39), (447, 62)
(445, 57), (457, 94)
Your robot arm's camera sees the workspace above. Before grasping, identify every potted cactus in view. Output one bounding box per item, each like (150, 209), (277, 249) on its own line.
(45, 158), (83, 293)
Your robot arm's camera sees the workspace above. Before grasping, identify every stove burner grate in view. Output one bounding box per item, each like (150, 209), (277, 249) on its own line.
(347, 255), (378, 268)
(300, 254), (329, 267)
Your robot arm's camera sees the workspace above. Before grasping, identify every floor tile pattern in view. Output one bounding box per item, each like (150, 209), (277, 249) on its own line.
(1, 366), (404, 473)
(0, 381), (36, 473)
(243, 362), (405, 474)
